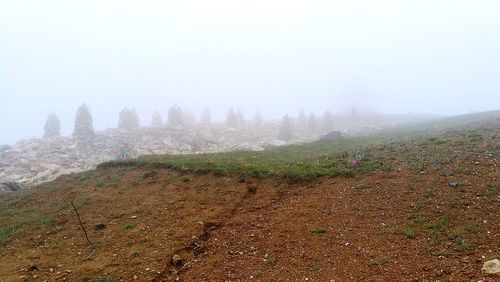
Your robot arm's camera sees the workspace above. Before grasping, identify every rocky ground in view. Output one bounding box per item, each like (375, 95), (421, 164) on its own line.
(0, 119), (498, 281)
(0, 113), (435, 190)
(0, 124), (289, 189)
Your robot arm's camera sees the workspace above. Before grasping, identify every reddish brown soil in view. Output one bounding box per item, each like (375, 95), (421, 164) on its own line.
(0, 126), (498, 281)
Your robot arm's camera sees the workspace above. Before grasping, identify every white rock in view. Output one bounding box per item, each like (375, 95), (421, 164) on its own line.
(482, 259), (500, 275)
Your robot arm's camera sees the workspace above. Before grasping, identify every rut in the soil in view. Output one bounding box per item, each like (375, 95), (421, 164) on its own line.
(153, 184), (259, 281)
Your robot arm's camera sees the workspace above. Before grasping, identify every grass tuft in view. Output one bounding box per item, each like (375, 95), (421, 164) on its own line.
(123, 223), (135, 230)
(312, 227), (327, 234)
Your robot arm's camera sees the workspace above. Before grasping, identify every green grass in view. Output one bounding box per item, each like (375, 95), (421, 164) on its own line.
(0, 226), (19, 246)
(95, 177), (105, 188)
(55, 202), (69, 212)
(0, 190), (34, 215)
(395, 227), (416, 239)
(428, 217), (450, 232)
(426, 137), (447, 145)
(100, 110), (500, 181)
(468, 132), (482, 142)
(77, 171), (91, 182)
(123, 223), (135, 230)
(73, 197), (90, 210)
(42, 217), (57, 227)
(104, 137), (392, 181)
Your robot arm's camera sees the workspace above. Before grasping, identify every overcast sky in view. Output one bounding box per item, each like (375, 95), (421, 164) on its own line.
(1, 0), (500, 144)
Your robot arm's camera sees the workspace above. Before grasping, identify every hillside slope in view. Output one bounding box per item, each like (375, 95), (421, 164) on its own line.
(0, 115), (499, 281)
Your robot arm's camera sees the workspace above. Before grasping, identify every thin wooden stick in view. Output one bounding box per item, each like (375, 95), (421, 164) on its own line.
(71, 201), (92, 245)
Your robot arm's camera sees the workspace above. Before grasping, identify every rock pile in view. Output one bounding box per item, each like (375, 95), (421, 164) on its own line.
(1, 114), (415, 190)
(0, 124), (293, 188)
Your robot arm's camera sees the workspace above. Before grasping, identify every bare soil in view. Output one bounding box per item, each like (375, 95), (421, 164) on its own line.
(0, 126), (498, 281)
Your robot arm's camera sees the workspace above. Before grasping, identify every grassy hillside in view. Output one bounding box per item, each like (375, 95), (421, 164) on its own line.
(104, 110), (500, 181)
(0, 111), (499, 281)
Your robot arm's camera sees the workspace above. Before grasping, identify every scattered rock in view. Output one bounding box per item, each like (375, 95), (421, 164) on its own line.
(0, 119), (419, 189)
(247, 185), (257, 194)
(449, 182), (460, 189)
(172, 254), (183, 267)
(482, 259), (500, 275)
(0, 182), (24, 192)
(94, 224), (107, 231)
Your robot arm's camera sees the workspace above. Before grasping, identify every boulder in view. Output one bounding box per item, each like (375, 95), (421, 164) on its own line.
(320, 131), (344, 141)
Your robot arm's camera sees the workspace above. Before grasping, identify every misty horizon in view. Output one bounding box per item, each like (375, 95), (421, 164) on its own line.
(2, 1), (500, 144)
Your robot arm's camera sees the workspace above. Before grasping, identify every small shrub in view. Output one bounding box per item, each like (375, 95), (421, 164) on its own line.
(123, 223), (135, 230)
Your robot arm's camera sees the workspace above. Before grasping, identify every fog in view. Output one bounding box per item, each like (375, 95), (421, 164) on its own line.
(1, 0), (500, 144)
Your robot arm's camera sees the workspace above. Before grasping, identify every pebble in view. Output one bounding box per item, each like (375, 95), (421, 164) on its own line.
(172, 255), (183, 266)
